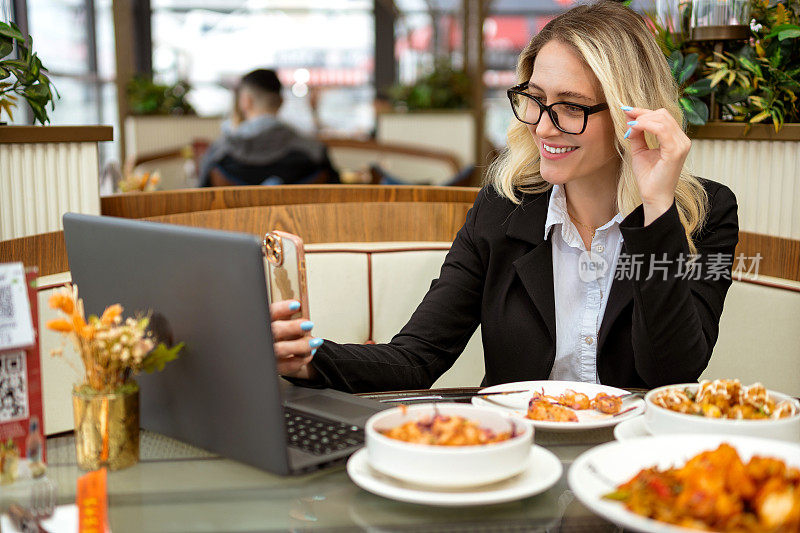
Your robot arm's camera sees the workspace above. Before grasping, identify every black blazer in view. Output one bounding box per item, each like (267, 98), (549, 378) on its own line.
(308, 179), (739, 392)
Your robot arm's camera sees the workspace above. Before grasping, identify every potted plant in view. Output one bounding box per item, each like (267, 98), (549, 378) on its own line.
(645, 0), (800, 131)
(704, 0), (800, 132)
(46, 285), (183, 471)
(126, 75), (195, 116)
(377, 60), (475, 169)
(0, 21), (58, 124)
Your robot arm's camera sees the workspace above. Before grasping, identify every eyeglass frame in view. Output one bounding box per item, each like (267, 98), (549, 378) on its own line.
(506, 82), (609, 135)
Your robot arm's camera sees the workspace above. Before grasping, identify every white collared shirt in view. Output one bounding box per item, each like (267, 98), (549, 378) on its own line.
(544, 184), (624, 383)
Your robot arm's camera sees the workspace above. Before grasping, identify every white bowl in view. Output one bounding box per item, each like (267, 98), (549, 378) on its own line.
(644, 383), (800, 442)
(365, 403), (533, 488)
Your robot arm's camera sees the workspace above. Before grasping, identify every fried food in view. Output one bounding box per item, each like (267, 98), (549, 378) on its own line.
(526, 398), (579, 422)
(652, 379), (796, 420)
(605, 443), (800, 532)
(524, 389), (624, 421)
(380, 413), (514, 446)
(592, 393), (623, 414)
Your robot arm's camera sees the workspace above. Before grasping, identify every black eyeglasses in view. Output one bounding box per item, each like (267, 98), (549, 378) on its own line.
(507, 82), (609, 135)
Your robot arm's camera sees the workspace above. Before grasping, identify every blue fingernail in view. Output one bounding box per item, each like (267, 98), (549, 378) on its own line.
(621, 105), (633, 111)
(623, 128), (632, 139)
(309, 338), (324, 348)
(627, 120), (638, 126)
(288, 301), (301, 311)
(311, 348), (317, 356)
(300, 320), (314, 331)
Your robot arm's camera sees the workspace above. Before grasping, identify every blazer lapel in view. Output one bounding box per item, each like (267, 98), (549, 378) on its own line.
(506, 191), (556, 342)
(598, 244), (634, 349)
(513, 242), (556, 341)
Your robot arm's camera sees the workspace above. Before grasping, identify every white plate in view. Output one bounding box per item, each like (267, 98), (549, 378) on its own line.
(569, 434), (800, 533)
(472, 381), (645, 431)
(346, 445), (562, 507)
(613, 415), (649, 440)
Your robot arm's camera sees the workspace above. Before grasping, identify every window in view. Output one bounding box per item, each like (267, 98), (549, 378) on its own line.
(151, 0), (375, 136)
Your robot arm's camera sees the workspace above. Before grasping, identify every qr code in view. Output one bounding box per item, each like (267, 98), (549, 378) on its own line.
(0, 285), (12, 320)
(0, 351), (28, 423)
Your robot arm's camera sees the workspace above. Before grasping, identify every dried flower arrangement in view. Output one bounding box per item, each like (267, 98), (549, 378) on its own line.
(0, 439), (19, 484)
(117, 171), (161, 193)
(46, 285), (183, 393)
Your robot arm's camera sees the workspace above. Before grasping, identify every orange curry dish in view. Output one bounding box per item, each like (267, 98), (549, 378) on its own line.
(380, 413), (515, 446)
(605, 443), (800, 532)
(652, 379), (796, 420)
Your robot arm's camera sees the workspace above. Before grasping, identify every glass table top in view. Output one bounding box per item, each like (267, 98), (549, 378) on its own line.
(32, 426), (623, 532)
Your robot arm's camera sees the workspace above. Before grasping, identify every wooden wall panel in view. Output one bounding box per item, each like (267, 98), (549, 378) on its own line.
(144, 203), (472, 245)
(101, 185), (481, 219)
(0, 231), (67, 277)
(737, 232), (800, 282)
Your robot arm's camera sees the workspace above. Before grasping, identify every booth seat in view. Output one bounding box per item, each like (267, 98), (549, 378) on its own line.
(304, 242), (483, 389)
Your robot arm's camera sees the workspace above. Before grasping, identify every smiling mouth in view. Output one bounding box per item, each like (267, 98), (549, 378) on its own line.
(542, 143), (578, 155)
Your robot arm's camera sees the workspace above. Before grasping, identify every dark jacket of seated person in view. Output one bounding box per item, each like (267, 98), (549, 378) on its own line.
(296, 179), (738, 393)
(198, 114), (336, 186)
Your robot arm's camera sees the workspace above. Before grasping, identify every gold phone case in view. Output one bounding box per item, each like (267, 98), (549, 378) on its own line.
(263, 231), (309, 320)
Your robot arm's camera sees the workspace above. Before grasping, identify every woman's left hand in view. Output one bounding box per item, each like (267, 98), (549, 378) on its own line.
(622, 107), (691, 225)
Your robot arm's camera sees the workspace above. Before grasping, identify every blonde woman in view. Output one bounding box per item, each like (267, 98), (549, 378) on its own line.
(271, 1), (739, 390)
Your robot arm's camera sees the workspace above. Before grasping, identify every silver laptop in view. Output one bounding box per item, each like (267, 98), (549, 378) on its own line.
(63, 213), (386, 475)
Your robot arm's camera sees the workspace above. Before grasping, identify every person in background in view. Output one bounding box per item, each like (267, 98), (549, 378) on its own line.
(199, 69), (338, 187)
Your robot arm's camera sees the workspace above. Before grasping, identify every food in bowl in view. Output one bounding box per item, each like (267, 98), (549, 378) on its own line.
(525, 390), (623, 422)
(380, 412), (515, 445)
(644, 381), (800, 442)
(651, 379), (796, 420)
(604, 443), (800, 532)
(366, 403), (533, 488)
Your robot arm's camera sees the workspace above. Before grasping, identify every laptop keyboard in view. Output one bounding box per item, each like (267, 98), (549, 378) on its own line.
(284, 407), (365, 456)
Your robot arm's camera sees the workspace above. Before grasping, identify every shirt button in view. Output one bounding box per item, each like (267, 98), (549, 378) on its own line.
(596, 245), (604, 253)
(585, 336), (594, 345)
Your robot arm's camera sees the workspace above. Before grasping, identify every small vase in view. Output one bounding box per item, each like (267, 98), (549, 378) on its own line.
(72, 382), (140, 471)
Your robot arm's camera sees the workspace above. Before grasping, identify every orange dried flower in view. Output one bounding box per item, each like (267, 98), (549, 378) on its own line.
(48, 292), (74, 314)
(72, 313), (88, 334)
(100, 304), (123, 325)
(46, 318), (73, 333)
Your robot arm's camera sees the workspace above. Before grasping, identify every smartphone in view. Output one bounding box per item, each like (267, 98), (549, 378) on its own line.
(263, 230), (310, 320)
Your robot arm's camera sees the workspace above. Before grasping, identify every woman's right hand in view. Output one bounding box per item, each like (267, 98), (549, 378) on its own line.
(270, 300), (323, 380)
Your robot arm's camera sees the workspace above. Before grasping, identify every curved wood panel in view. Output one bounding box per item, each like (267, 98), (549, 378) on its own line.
(101, 185), (480, 219)
(0, 231), (67, 277)
(737, 232), (800, 282)
(144, 202), (472, 244)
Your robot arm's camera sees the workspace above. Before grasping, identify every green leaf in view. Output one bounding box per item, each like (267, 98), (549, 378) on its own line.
(685, 77), (713, 97)
(749, 110), (770, 123)
(667, 50), (683, 79)
(707, 69), (728, 88)
(0, 40), (12, 59)
(678, 53), (699, 85)
(0, 22), (24, 42)
(778, 28), (800, 40)
(766, 23), (800, 38)
(680, 96), (708, 125)
(27, 99), (48, 125)
(23, 83), (49, 100)
(141, 342), (185, 373)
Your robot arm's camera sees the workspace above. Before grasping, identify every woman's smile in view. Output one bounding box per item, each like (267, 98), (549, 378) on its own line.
(540, 140), (579, 159)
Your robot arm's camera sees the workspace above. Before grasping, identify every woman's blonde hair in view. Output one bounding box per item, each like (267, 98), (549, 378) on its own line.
(486, 0), (708, 251)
